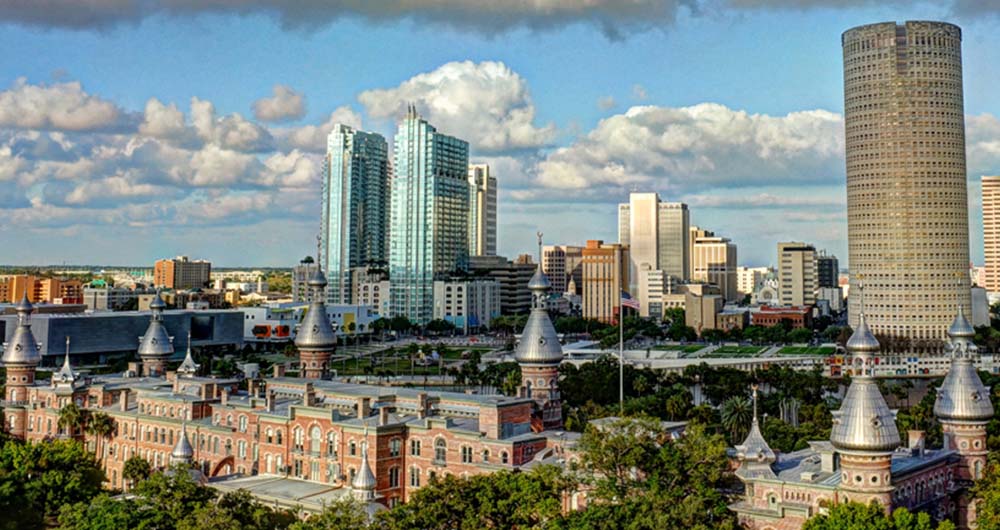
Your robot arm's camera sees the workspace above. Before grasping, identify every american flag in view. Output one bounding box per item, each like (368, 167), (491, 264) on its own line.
(620, 290), (640, 310)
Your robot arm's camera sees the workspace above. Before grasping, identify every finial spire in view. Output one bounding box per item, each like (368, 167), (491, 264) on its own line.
(536, 231), (543, 266)
(751, 384), (759, 424)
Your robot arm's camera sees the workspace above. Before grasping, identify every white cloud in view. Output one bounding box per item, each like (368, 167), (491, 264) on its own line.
(0, 78), (132, 132)
(967, 113), (1000, 178)
(190, 97), (273, 152)
(358, 60), (556, 153)
(253, 85), (306, 122)
(280, 106), (363, 152)
(139, 98), (198, 146)
(535, 103), (844, 193)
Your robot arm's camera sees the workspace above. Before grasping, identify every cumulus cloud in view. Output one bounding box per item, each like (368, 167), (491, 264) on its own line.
(279, 106), (363, 152)
(535, 103), (844, 193)
(0, 78), (133, 132)
(967, 113), (1000, 177)
(190, 97), (273, 152)
(253, 85), (306, 122)
(359, 60), (555, 153)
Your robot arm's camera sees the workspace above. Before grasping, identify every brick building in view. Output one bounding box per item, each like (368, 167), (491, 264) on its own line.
(751, 305), (813, 329)
(1, 264), (576, 514)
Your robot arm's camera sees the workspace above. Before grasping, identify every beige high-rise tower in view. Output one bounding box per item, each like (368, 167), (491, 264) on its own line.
(843, 21), (970, 341)
(983, 176), (1000, 292)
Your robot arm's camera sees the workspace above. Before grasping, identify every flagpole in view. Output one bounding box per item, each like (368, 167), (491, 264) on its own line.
(619, 247), (624, 416)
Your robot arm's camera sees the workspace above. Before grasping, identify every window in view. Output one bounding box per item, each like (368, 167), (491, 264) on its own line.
(501, 451), (509, 464)
(276, 430), (283, 445)
(410, 439), (421, 456)
(266, 429), (273, 444)
(461, 446), (473, 463)
(310, 426), (322, 453)
(239, 416), (248, 433)
(390, 438), (402, 457)
(409, 466), (421, 487)
(349, 441), (357, 456)
(389, 467), (400, 488)
(435, 439), (447, 463)
(294, 427), (304, 451)
(238, 441), (247, 459)
(482, 449), (490, 463)
(327, 432), (337, 457)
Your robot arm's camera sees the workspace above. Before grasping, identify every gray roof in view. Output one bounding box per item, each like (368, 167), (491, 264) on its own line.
(294, 301), (338, 350)
(736, 417), (776, 469)
(830, 313), (900, 452)
(935, 307), (994, 422)
(54, 342), (76, 383)
(171, 422), (195, 463)
(138, 293), (173, 359)
(177, 333), (200, 377)
(307, 267), (328, 288)
(947, 305), (976, 339)
(514, 268), (563, 365)
(352, 434), (377, 494)
(1, 294), (42, 366)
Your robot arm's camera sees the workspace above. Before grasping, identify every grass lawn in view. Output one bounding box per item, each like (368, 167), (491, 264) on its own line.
(708, 345), (767, 357)
(778, 346), (837, 356)
(652, 344), (706, 353)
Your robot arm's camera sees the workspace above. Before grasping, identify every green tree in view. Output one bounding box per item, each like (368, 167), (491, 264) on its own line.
(566, 417), (737, 530)
(85, 412), (114, 461)
(720, 395), (752, 443)
(0, 439), (104, 529)
(122, 455), (151, 486)
(289, 498), (369, 529)
(972, 452), (1000, 530)
(787, 327), (814, 343)
(57, 494), (143, 530)
(57, 402), (87, 437)
(377, 467), (567, 530)
(802, 502), (954, 530)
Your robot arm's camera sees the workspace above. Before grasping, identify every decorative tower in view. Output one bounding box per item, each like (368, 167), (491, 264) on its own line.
(176, 331), (200, 378)
(170, 421), (195, 466)
(53, 336), (79, 393)
(514, 232), (564, 431)
(1, 295), (42, 438)
(735, 385), (777, 480)
(295, 239), (338, 379)
(934, 306), (994, 529)
(829, 311), (900, 507)
(137, 292), (174, 377)
(352, 428), (377, 502)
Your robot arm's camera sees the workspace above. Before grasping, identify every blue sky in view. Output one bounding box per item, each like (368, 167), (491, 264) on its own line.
(1, 1), (1000, 267)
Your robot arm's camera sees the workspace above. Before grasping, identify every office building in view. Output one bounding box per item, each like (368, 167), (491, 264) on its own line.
(844, 21), (970, 339)
(154, 256), (211, 290)
(542, 245), (584, 295)
(322, 124), (390, 304)
(389, 106), (470, 324)
(817, 251), (839, 289)
(984, 176), (1000, 292)
(291, 259), (320, 303)
(467, 255), (536, 316)
(737, 267), (772, 299)
(432, 279), (501, 333)
(82, 285), (149, 311)
(691, 230), (738, 303)
(0, 275), (83, 304)
(778, 242), (818, 307)
(581, 240), (629, 323)
(467, 164), (498, 257)
(618, 193), (689, 290)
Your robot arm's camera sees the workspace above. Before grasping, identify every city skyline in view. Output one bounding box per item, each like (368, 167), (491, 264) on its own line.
(3, 5), (1000, 268)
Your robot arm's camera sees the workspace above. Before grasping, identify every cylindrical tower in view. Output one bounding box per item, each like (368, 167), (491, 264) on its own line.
(843, 21), (969, 342)
(295, 259), (337, 379)
(515, 266), (564, 431)
(2, 295), (42, 438)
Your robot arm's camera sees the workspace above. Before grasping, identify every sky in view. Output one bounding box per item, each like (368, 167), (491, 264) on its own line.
(2, 1), (1000, 268)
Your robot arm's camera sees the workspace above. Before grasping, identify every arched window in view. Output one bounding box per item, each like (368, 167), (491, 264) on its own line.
(327, 431), (337, 457)
(435, 438), (447, 463)
(501, 451), (509, 464)
(349, 441), (357, 456)
(239, 416), (248, 433)
(482, 449), (490, 463)
(310, 426), (322, 453)
(390, 438), (402, 457)
(266, 429), (273, 444)
(276, 430), (283, 445)
(294, 427), (304, 451)
(409, 466), (421, 487)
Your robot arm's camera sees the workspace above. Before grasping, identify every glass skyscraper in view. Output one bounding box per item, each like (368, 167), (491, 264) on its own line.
(322, 124), (390, 304)
(389, 106), (470, 324)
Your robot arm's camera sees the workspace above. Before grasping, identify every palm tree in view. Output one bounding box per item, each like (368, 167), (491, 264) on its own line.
(57, 402), (87, 438)
(720, 395), (753, 443)
(86, 412), (115, 461)
(664, 393), (691, 421)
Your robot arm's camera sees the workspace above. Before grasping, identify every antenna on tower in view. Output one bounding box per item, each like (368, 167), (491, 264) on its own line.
(536, 231), (543, 265)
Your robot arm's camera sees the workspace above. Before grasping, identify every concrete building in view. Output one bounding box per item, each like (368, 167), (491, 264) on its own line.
(685, 286), (723, 335)
(737, 267), (772, 299)
(817, 287), (845, 314)
(467, 256), (536, 316)
(389, 106), (470, 324)
(844, 21), (971, 340)
(291, 259), (319, 303)
(467, 164), (498, 257)
(0, 275), (84, 304)
(0, 308), (243, 364)
(322, 125), (390, 304)
(778, 242), (818, 307)
(83, 285), (150, 311)
(618, 193), (689, 292)
(356, 279), (391, 318)
(637, 269), (672, 319)
(984, 176), (1000, 293)
(432, 279), (501, 333)
(243, 303), (379, 344)
(691, 231), (738, 303)
(817, 250), (839, 289)
(154, 256), (211, 290)
(581, 240), (629, 324)
(732, 309), (993, 529)
(972, 286), (990, 328)
(542, 245), (584, 295)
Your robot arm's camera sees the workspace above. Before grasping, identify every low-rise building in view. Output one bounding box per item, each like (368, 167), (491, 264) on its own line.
(432, 279), (501, 333)
(751, 305), (813, 329)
